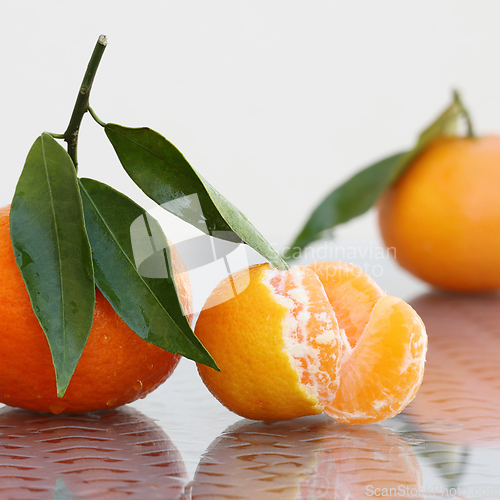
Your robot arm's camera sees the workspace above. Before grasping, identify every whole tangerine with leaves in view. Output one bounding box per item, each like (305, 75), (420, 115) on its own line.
(0, 205), (192, 414)
(195, 261), (427, 424)
(378, 135), (500, 292)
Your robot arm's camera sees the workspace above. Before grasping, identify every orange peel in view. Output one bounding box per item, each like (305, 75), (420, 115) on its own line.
(196, 261), (427, 424)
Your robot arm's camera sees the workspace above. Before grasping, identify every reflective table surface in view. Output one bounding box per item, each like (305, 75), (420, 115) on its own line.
(1, 248), (500, 499)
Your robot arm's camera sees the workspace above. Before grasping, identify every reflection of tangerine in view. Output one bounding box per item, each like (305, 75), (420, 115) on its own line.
(190, 416), (422, 499)
(0, 205), (192, 413)
(196, 261), (427, 424)
(405, 293), (500, 445)
(378, 136), (500, 292)
(0, 406), (188, 499)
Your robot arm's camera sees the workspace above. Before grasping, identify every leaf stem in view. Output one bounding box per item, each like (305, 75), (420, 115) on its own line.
(63, 35), (108, 168)
(88, 106), (106, 127)
(453, 90), (475, 138)
(46, 132), (65, 139)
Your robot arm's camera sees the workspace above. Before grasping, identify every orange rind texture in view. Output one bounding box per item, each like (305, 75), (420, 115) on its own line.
(0, 205), (191, 414)
(378, 135), (500, 292)
(196, 265), (338, 420)
(195, 261), (427, 424)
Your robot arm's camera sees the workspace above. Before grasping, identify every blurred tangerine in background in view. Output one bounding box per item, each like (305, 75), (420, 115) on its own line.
(378, 135), (500, 292)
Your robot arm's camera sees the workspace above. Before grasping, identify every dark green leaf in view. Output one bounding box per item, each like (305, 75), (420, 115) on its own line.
(104, 124), (288, 270)
(10, 133), (95, 397)
(79, 178), (217, 369)
(284, 91), (468, 261)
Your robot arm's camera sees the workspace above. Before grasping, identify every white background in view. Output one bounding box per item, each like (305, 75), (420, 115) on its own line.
(1, 0), (499, 251)
(2, 3), (500, 487)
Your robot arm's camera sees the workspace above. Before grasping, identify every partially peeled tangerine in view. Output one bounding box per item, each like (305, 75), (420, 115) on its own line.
(195, 261), (427, 424)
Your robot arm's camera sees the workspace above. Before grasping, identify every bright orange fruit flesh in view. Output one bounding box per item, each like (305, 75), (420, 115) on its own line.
(0, 205), (191, 414)
(195, 261), (427, 424)
(308, 261), (384, 346)
(325, 295), (427, 424)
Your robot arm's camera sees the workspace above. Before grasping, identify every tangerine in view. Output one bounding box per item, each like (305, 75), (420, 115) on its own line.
(378, 135), (500, 292)
(195, 261), (427, 424)
(0, 205), (192, 414)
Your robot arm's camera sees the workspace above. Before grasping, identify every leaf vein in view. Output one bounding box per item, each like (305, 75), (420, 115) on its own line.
(79, 180), (191, 343)
(41, 135), (67, 371)
(107, 126), (200, 183)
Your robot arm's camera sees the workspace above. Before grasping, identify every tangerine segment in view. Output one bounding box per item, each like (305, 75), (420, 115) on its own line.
(325, 295), (427, 425)
(196, 264), (342, 421)
(267, 266), (342, 408)
(308, 261), (385, 347)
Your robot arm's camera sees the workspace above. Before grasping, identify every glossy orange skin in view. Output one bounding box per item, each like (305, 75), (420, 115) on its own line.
(0, 205), (189, 414)
(195, 264), (335, 421)
(378, 136), (500, 292)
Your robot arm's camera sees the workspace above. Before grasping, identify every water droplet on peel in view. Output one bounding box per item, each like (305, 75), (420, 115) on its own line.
(133, 380), (143, 391)
(101, 335), (109, 344)
(106, 398), (118, 407)
(49, 404), (65, 415)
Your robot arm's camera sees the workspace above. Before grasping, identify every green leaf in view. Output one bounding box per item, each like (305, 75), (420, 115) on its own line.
(284, 91), (469, 261)
(104, 124), (288, 271)
(10, 133), (95, 397)
(386, 89), (465, 184)
(283, 152), (405, 260)
(79, 178), (217, 369)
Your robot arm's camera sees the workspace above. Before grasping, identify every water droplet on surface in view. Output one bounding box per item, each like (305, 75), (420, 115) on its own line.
(133, 380), (143, 391)
(49, 404), (65, 415)
(106, 398), (118, 407)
